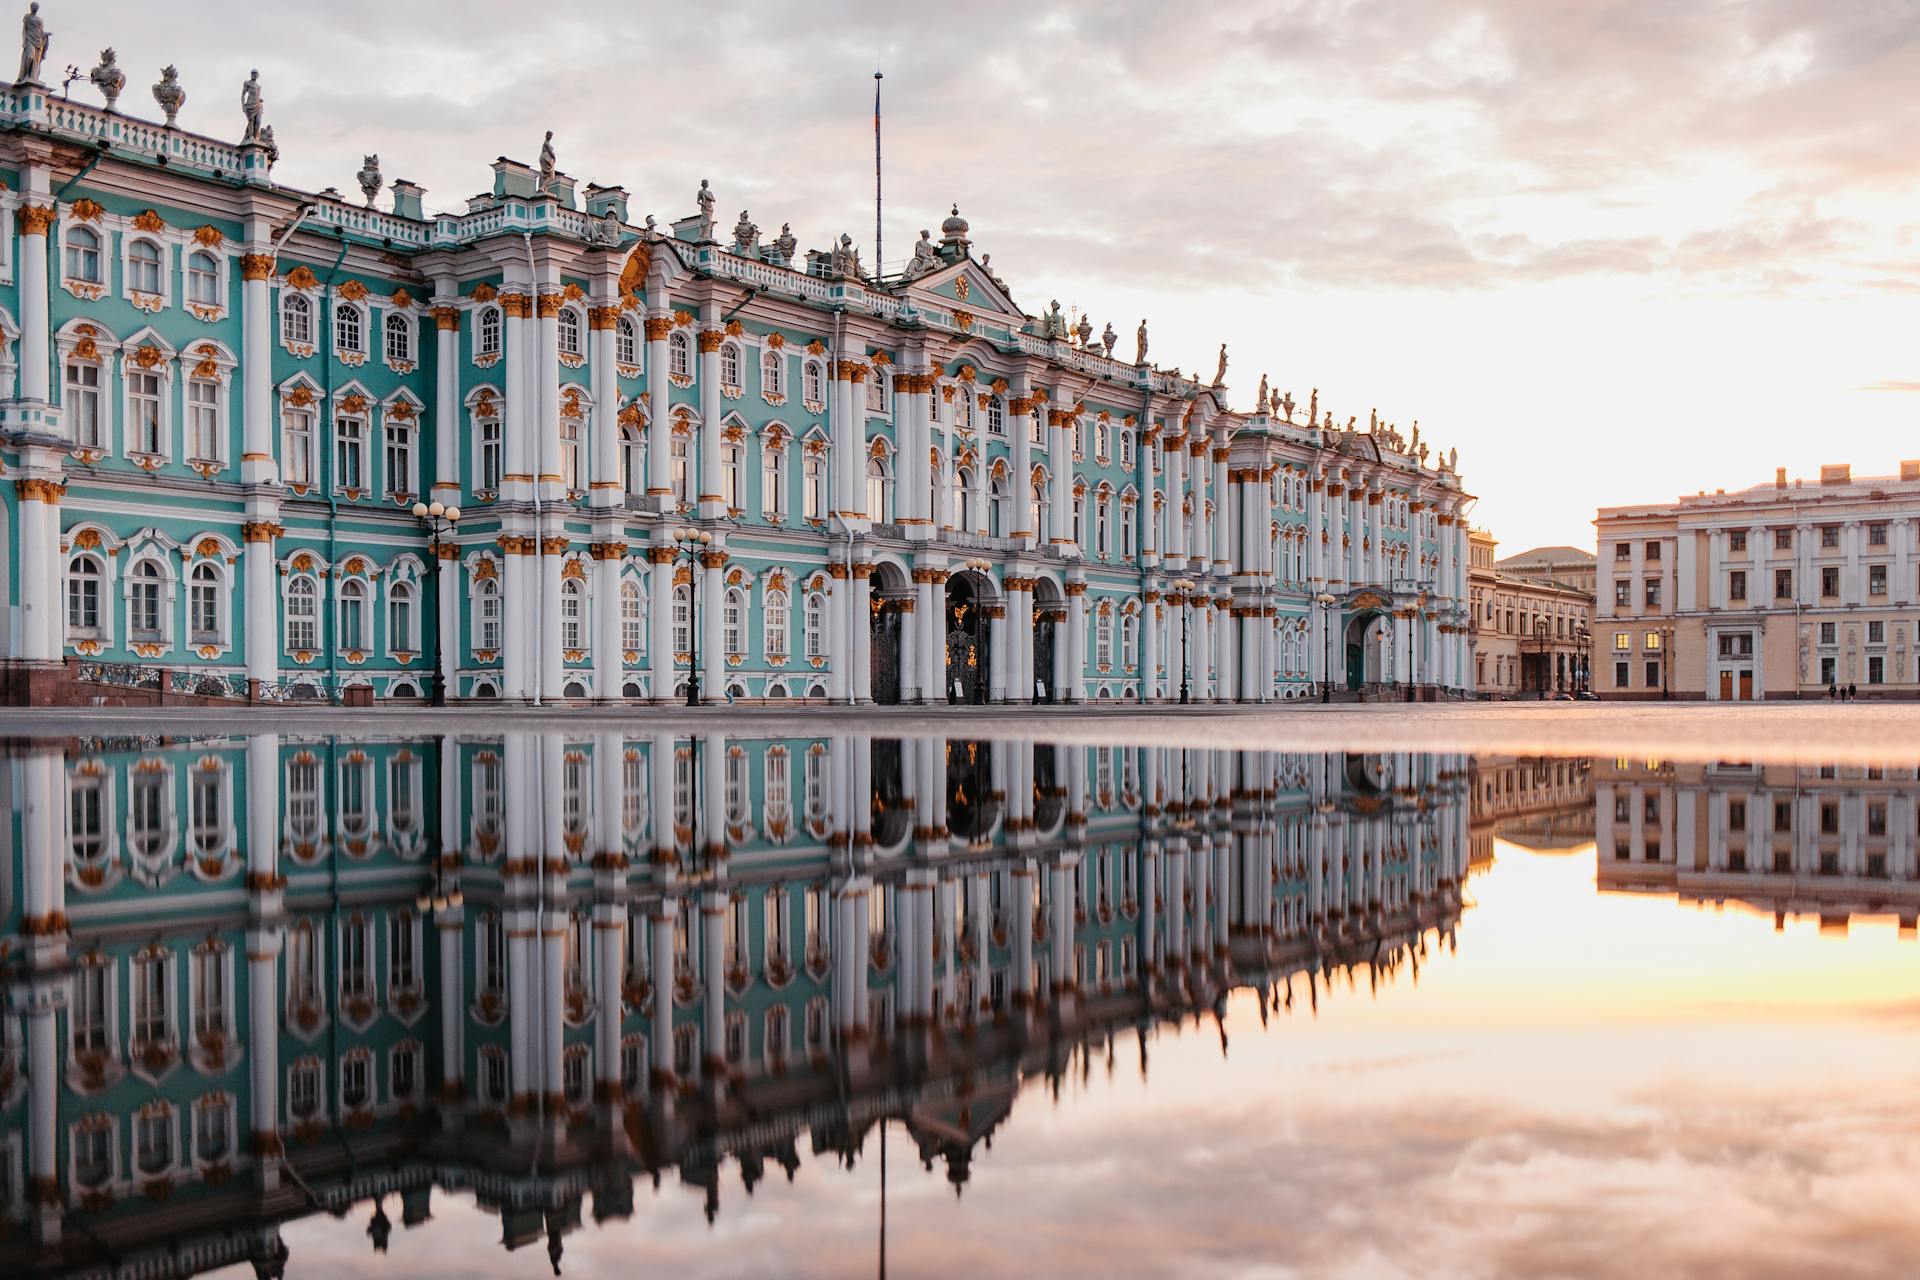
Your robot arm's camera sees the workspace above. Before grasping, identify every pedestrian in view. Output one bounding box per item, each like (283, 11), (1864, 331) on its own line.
(1848, 682), (1857, 701)
(1829, 682), (1837, 700)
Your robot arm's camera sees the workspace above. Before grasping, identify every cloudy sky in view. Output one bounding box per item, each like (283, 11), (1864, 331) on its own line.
(49, 1), (1920, 553)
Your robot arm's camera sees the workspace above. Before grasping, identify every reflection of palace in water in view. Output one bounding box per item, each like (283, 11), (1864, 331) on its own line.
(1597, 760), (1920, 932)
(1468, 756), (1595, 866)
(0, 735), (1469, 1277)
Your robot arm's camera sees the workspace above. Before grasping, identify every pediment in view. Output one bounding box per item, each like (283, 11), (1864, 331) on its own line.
(904, 258), (1023, 322)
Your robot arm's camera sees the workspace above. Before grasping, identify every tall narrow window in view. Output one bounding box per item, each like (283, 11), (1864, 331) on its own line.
(187, 379), (220, 463)
(720, 341), (742, 389)
(561, 578), (585, 651)
(66, 360), (102, 447)
(561, 416), (582, 490)
(339, 579), (368, 651)
(128, 240), (164, 294)
(283, 405), (314, 486)
(282, 293), (313, 346)
(68, 553), (103, 634)
(478, 417), (502, 492)
(765, 589), (789, 658)
(803, 452), (825, 520)
(761, 347), (783, 396)
(477, 305), (501, 357)
(616, 316), (639, 365)
(335, 417), (366, 492)
(335, 303), (363, 355)
(672, 583), (692, 656)
(804, 591), (824, 659)
(388, 581), (415, 653)
(66, 226), (103, 282)
(559, 308), (583, 358)
(188, 562), (222, 643)
(621, 581), (643, 654)
(475, 578), (501, 651)
(127, 369), (163, 455)
(669, 330), (691, 378)
(761, 446), (786, 518)
(286, 577), (318, 651)
(384, 420), (412, 496)
(384, 313), (411, 364)
(724, 587), (746, 658)
(128, 561), (165, 639)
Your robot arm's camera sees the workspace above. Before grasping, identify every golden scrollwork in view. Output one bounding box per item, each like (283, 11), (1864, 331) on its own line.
(69, 197), (105, 223)
(131, 209), (166, 232)
(17, 204), (58, 236)
(588, 305), (621, 331)
(431, 305), (460, 331)
(193, 224), (224, 247)
(498, 292), (532, 319)
(285, 265), (319, 291)
(239, 253), (275, 281)
(536, 292), (565, 319)
(696, 329), (724, 353)
(643, 316), (673, 341)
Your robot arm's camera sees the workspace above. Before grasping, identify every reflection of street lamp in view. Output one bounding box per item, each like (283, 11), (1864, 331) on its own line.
(1315, 592), (1337, 704)
(414, 858), (463, 915)
(672, 527), (714, 707)
(410, 500), (461, 705)
(1173, 578), (1196, 704)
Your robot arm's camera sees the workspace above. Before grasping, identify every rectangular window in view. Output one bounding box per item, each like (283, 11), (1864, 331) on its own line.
(1774, 529), (1792, 551)
(1645, 660), (1661, 688)
(1644, 541), (1661, 562)
(1774, 568), (1792, 599)
(1613, 632), (1630, 651)
(1729, 531), (1746, 552)
(66, 361), (102, 447)
(1614, 660), (1629, 688)
(1869, 620), (1885, 644)
(384, 423), (412, 496)
(1821, 566), (1839, 597)
(1644, 579), (1661, 607)
(188, 379), (220, 462)
(1614, 581), (1630, 607)
(1821, 526), (1840, 549)
(283, 408), (314, 486)
(128, 369), (164, 455)
(1614, 543), (1631, 560)
(1729, 570), (1745, 602)
(336, 419), (365, 492)
(1869, 564), (1886, 595)
(1820, 621), (1836, 644)
(479, 419), (502, 492)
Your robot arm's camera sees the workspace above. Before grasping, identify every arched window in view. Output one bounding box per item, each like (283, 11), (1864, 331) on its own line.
(1122, 501), (1137, 559)
(866, 455), (891, 523)
(955, 467), (975, 530)
(339, 579), (368, 651)
(668, 330), (692, 378)
(384, 312), (412, 365)
(987, 397), (1005, 436)
(1095, 420), (1110, 462)
(1095, 609), (1114, 666)
(1121, 612), (1139, 667)
(866, 371), (886, 414)
(66, 226), (102, 283)
(723, 588), (746, 658)
(620, 581), (644, 655)
(282, 293), (312, 347)
(558, 307), (583, 358)
(765, 588), (789, 658)
(128, 561), (166, 639)
(804, 590), (825, 659)
(334, 303), (364, 355)
(188, 562), (223, 644)
(1032, 473), (1049, 536)
(286, 576), (318, 650)
(621, 423), (645, 500)
(477, 305), (502, 357)
(187, 251), (220, 307)
(803, 359), (824, 405)
(474, 577), (501, 651)
(988, 475), (1008, 537)
(671, 583), (692, 655)
(956, 393), (973, 434)
(125, 239), (164, 295)
(761, 347), (784, 397)
(68, 552), (104, 635)
(1095, 494), (1111, 557)
(561, 577), (585, 650)
(388, 581), (415, 652)
(670, 433), (690, 504)
(616, 315), (638, 366)
(720, 341), (742, 390)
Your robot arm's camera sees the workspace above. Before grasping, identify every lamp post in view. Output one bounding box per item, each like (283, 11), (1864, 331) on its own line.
(414, 856), (463, 917)
(1659, 624), (1674, 700)
(1533, 619), (1550, 700)
(958, 556), (993, 704)
(1575, 627), (1590, 694)
(1315, 592), (1337, 703)
(1173, 577), (1195, 704)
(410, 500), (461, 706)
(672, 527), (714, 707)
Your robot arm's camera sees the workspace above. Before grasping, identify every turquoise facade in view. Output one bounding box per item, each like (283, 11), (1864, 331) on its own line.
(0, 61), (1473, 705)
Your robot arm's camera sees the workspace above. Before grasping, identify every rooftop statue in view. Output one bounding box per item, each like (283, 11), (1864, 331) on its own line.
(258, 124), (278, 164)
(773, 222), (797, 263)
(1101, 321), (1117, 358)
(537, 131), (556, 189)
(904, 228), (940, 279)
(1044, 299), (1067, 340)
(356, 154), (382, 207)
(1213, 343), (1227, 386)
(1135, 318), (1148, 365)
(1410, 421), (1421, 453)
(17, 2), (47, 84)
(88, 47), (122, 110)
(733, 209), (759, 252)
(1279, 390), (1295, 423)
(695, 179), (716, 239)
(151, 63), (184, 126)
(594, 207), (621, 245)
(1307, 387), (1318, 426)
(1256, 373), (1269, 414)
(831, 233), (862, 278)
(1075, 312), (1093, 348)
(241, 68), (264, 142)
(1448, 446), (1457, 471)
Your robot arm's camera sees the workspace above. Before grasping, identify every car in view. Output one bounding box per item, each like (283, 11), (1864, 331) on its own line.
(1575, 691), (1599, 701)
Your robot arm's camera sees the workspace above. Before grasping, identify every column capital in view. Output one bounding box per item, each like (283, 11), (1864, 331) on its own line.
(238, 252), (276, 281)
(431, 305), (461, 331)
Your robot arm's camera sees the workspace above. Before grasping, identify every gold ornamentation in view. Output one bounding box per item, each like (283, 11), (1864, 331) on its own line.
(696, 330), (724, 353)
(239, 253), (274, 281)
(588, 305), (620, 330)
(285, 264), (319, 290)
(337, 279), (368, 302)
(338, 392), (369, 415)
(69, 198), (105, 223)
(131, 209), (166, 233)
(498, 292), (531, 319)
(536, 292), (565, 318)
(132, 345), (165, 370)
(17, 204), (58, 235)
(432, 305), (460, 330)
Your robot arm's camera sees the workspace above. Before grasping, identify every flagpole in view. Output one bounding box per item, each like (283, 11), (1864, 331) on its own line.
(874, 70), (884, 276)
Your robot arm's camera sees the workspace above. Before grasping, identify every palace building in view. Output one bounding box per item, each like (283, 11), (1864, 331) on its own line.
(0, 47), (1472, 706)
(1467, 529), (1592, 697)
(0, 732), (1471, 1268)
(1594, 460), (1920, 700)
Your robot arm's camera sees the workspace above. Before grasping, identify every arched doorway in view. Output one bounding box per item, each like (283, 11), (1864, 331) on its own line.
(870, 739), (911, 846)
(945, 570), (992, 704)
(870, 563), (911, 705)
(1344, 610), (1387, 691)
(946, 739), (998, 842)
(1031, 578), (1063, 703)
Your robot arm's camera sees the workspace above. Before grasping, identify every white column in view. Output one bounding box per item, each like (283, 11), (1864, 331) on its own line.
(1066, 582), (1087, 702)
(1049, 406), (1074, 549)
(436, 548), (458, 698)
(16, 482), (58, 662)
(645, 313), (673, 495)
(431, 300), (460, 497)
(540, 541), (564, 699)
(1143, 591), (1161, 701)
(1010, 389), (1035, 542)
(18, 200), (52, 405)
(594, 545), (624, 700)
(648, 548), (673, 701)
(852, 563), (874, 702)
(589, 303), (620, 502)
(700, 548), (724, 702)
(697, 306), (725, 519)
(240, 251), (276, 482)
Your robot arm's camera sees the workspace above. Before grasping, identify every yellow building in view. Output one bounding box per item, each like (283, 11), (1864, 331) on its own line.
(1468, 529), (1593, 697)
(1594, 460), (1920, 700)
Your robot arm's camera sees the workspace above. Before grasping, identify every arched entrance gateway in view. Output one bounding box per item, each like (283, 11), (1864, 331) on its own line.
(869, 562), (912, 705)
(944, 568), (993, 705)
(1341, 593), (1392, 692)
(1030, 578), (1064, 703)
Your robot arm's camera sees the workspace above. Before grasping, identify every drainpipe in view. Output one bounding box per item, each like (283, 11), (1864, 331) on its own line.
(523, 232), (544, 706)
(318, 229), (350, 694)
(831, 305), (854, 706)
(1138, 380), (1154, 705)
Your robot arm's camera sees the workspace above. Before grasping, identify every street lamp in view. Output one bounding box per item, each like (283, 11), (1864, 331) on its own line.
(1659, 624), (1674, 700)
(410, 500), (461, 706)
(414, 856), (463, 915)
(1533, 619), (1550, 700)
(671, 527), (714, 707)
(1315, 592), (1338, 703)
(1172, 578), (1196, 704)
